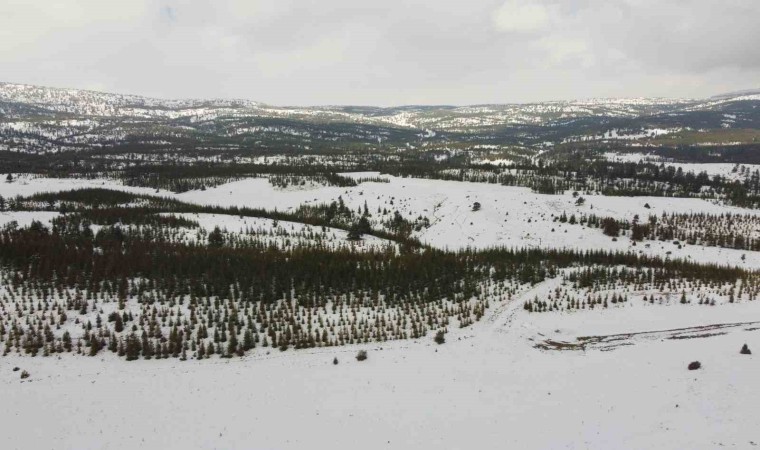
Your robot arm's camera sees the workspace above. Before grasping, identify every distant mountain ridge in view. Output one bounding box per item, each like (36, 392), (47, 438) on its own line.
(711, 88), (760, 99)
(1, 81), (759, 153)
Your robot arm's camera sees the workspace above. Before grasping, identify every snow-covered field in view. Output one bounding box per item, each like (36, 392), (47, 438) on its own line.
(565, 127), (682, 143)
(169, 213), (396, 251)
(0, 174), (172, 201)
(2, 279), (758, 450)
(6, 172), (760, 266)
(3, 172), (760, 449)
(604, 152), (760, 182)
(172, 173), (760, 268)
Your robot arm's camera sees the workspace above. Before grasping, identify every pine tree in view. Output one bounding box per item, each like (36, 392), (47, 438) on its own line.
(89, 335), (102, 356)
(208, 227), (225, 248)
(62, 331), (72, 352)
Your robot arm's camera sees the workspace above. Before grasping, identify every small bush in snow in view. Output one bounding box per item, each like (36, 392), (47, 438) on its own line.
(356, 350), (368, 361)
(333, 357), (339, 365)
(434, 330), (445, 345)
(688, 361), (701, 371)
(740, 344), (751, 355)
(20, 370), (30, 379)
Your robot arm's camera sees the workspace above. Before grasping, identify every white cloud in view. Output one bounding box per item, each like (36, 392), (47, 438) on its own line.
(492, 0), (553, 33)
(537, 37), (594, 68)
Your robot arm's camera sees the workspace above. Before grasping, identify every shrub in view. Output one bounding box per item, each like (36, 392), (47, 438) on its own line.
(740, 344), (752, 355)
(688, 361), (701, 370)
(20, 370), (30, 379)
(356, 350), (368, 361)
(333, 357), (339, 365)
(434, 330), (445, 345)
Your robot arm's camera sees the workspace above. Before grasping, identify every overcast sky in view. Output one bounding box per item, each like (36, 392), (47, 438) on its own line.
(1, 0), (758, 106)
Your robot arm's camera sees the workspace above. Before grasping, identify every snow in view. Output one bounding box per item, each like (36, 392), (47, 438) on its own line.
(6, 173), (760, 267)
(0, 210), (59, 228)
(3, 170), (760, 449)
(4, 81), (760, 449)
(604, 153), (760, 181)
(471, 157), (516, 166)
(0, 82), (707, 133)
(0, 174), (172, 198)
(172, 174), (760, 267)
(2, 278), (758, 450)
(564, 128), (682, 143)
(170, 212), (396, 251)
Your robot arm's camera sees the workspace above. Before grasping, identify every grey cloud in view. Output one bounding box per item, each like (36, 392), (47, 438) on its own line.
(0, 0), (757, 105)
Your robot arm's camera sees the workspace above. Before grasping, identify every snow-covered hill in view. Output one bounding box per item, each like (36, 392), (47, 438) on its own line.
(2, 276), (757, 450)
(1, 81), (760, 450)
(2, 81), (758, 132)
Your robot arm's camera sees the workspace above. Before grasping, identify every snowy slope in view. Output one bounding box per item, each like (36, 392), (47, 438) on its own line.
(2, 279), (758, 450)
(169, 212), (396, 251)
(177, 173), (760, 268)
(2, 170), (760, 450)
(6, 173), (760, 267)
